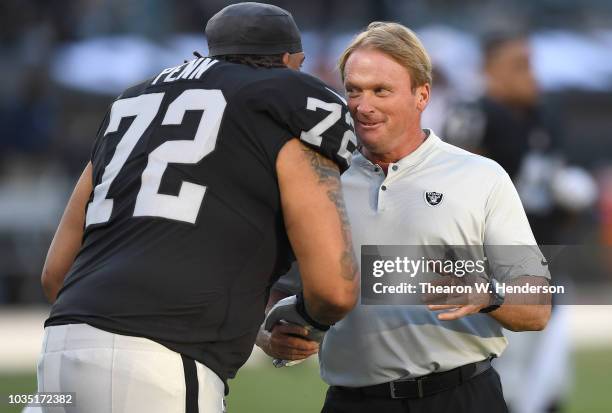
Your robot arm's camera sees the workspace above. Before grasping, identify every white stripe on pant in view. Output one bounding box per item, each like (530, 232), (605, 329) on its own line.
(36, 324), (225, 413)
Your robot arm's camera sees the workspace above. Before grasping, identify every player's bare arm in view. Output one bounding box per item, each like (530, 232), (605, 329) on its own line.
(41, 162), (92, 303)
(301, 144), (358, 282)
(257, 141), (359, 360)
(276, 139), (359, 326)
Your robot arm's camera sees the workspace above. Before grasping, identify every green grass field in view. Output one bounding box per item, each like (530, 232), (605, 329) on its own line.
(2, 348), (611, 412)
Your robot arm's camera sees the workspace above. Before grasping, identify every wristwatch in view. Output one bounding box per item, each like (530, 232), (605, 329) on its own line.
(479, 278), (505, 313)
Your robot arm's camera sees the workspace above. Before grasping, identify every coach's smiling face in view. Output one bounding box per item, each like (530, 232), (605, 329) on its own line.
(344, 47), (429, 162)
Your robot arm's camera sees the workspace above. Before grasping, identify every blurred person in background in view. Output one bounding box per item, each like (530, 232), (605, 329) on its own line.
(35, 3), (359, 412)
(444, 32), (597, 244)
(420, 66), (456, 135)
(444, 32), (598, 413)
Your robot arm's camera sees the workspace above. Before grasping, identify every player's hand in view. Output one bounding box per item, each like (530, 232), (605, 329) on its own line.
(256, 321), (319, 360)
(261, 294), (328, 366)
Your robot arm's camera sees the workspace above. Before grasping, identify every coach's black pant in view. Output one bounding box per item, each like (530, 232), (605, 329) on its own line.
(321, 367), (508, 413)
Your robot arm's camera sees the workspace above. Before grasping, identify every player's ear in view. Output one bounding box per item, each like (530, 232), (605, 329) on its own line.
(282, 52), (290, 67)
(283, 52), (305, 71)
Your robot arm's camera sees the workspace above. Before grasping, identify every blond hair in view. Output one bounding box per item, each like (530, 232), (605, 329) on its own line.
(338, 22), (432, 89)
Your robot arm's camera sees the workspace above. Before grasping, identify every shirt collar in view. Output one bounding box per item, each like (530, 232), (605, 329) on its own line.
(353, 129), (440, 172)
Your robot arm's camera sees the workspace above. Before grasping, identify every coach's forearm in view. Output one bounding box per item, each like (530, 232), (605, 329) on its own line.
(488, 275), (552, 331)
(488, 303), (551, 331)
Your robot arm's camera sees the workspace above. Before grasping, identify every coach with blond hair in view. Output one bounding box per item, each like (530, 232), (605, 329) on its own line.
(259, 21), (552, 413)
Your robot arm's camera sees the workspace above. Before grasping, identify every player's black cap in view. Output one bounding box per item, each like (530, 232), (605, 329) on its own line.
(205, 2), (302, 56)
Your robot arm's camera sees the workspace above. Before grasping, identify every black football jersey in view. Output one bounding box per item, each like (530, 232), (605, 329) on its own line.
(46, 57), (356, 387)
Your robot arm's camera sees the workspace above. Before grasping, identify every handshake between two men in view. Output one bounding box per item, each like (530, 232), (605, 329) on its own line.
(257, 292), (328, 367)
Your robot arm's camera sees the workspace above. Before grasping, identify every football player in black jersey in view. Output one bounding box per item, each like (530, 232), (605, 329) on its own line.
(38, 3), (358, 412)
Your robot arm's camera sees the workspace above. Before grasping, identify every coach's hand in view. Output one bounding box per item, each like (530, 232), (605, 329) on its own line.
(256, 321), (319, 361)
(422, 262), (491, 320)
(427, 304), (490, 320)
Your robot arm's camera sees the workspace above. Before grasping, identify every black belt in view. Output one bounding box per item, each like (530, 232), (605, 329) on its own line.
(332, 359), (492, 399)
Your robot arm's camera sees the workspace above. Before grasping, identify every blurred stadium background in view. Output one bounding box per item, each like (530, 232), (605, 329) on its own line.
(1, 0), (612, 412)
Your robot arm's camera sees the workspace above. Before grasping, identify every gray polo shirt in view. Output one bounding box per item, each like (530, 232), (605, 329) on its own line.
(277, 130), (548, 387)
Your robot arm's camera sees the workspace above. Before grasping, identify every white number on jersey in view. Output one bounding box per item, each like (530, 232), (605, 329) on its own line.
(338, 111), (357, 164)
(300, 97), (342, 147)
(86, 89), (227, 227)
(299, 97), (356, 165)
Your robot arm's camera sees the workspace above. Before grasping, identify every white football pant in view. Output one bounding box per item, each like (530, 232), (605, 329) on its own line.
(36, 324), (225, 413)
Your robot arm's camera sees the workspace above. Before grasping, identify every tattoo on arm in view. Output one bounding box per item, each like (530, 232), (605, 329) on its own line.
(301, 146), (358, 281)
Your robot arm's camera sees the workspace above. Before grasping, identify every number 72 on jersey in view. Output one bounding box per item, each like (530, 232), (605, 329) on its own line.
(86, 90), (356, 226)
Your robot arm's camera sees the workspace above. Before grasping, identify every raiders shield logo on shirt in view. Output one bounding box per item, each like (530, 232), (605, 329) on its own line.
(424, 191), (443, 206)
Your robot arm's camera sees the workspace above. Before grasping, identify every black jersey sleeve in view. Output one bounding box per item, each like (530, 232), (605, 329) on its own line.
(241, 71), (357, 173)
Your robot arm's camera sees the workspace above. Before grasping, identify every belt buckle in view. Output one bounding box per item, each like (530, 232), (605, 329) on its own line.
(389, 378), (424, 399)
